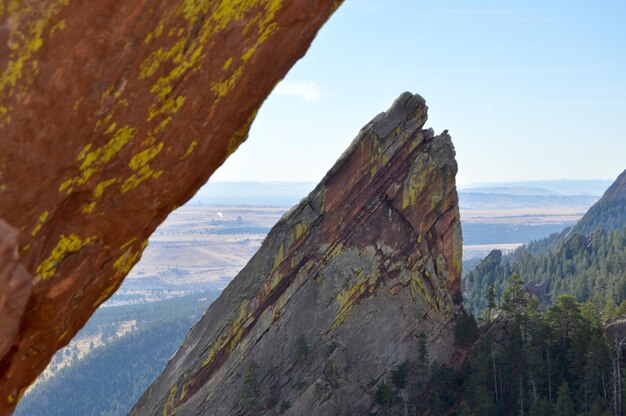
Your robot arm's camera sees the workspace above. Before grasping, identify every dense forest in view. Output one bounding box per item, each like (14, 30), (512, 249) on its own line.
(464, 228), (626, 320)
(372, 277), (621, 416)
(464, 171), (626, 320)
(15, 291), (218, 416)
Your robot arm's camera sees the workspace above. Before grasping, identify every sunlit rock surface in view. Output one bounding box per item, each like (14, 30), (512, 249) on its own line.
(131, 93), (465, 416)
(0, 1), (342, 412)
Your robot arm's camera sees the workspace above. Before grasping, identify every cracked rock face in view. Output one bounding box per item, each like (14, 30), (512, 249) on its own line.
(130, 92), (464, 416)
(0, 1), (342, 412)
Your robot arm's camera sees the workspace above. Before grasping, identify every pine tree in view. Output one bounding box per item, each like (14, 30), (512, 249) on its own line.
(241, 361), (260, 415)
(374, 381), (394, 415)
(501, 274), (528, 316)
(554, 382), (575, 416)
(486, 284), (496, 321)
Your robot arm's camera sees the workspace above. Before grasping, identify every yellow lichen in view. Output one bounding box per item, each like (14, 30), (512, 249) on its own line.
(139, 0), (284, 121)
(50, 19), (66, 35)
(147, 95), (186, 122)
(31, 210), (49, 236)
(291, 222), (309, 241)
(272, 242), (284, 271)
(144, 21), (164, 43)
(93, 282), (119, 308)
(181, 140), (197, 160)
(113, 239), (148, 274)
(120, 237), (138, 251)
(163, 384), (178, 416)
(120, 143), (165, 193)
(59, 126), (137, 194)
(330, 268), (378, 330)
(93, 178), (117, 198)
(58, 329), (68, 341)
(226, 109), (258, 157)
(0, 0), (69, 123)
(80, 202), (96, 214)
(18, 244), (30, 255)
(36, 234), (96, 281)
(222, 57), (233, 71)
(401, 163), (429, 209)
(201, 298), (250, 367)
(210, 66), (244, 100)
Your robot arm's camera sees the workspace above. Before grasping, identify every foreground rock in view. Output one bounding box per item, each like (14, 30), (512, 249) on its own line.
(0, 1), (342, 412)
(131, 92), (464, 416)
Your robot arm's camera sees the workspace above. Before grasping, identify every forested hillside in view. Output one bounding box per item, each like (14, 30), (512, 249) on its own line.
(464, 170), (626, 320)
(464, 228), (626, 319)
(15, 291), (218, 416)
(457, 278), (619, 416)
(360, 278), (620, 416)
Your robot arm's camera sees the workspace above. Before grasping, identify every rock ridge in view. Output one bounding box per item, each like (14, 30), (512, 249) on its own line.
(130, 92), (464, 416)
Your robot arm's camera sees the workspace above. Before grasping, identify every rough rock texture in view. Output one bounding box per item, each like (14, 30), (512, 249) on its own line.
(0, 1), (342, 412)
(130, 93), (464, 416)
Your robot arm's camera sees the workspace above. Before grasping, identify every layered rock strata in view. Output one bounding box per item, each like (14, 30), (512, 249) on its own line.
(131, 92), (464, 416)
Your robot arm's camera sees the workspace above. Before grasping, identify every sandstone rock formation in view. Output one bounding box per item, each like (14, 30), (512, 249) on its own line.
(0, 1), (342, 412)
(130, 92), (464, 416)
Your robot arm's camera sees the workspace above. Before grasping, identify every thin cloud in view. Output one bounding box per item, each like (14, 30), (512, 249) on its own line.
(273, 80), (322, 102)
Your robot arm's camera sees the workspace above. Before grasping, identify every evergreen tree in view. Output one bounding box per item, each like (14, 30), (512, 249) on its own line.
(241, 361), (260, 415)
(374, 381), (394, 415)
(501, 273), (528, 316)
(529, 396), (552, 416)
(391, 361), (409, 389)
(554, 382), (575, 416)
(486, 284), (497, 321)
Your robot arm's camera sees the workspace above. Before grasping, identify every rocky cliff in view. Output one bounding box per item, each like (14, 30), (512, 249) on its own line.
(0, 1), (342, 413)
(130, 92), (464, 416)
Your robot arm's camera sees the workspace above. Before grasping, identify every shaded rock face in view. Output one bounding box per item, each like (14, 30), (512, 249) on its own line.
(131, 92), (463, 416)
(0, 1), (342, 412)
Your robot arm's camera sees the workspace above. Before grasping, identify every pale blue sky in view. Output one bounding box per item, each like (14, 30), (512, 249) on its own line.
(210, 0), (626, 186)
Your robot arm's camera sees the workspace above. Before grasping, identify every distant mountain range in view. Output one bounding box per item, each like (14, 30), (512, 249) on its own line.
(459, 178), (614, 196)
(188, 178), (615, 207)
(458, 192), (597, 210)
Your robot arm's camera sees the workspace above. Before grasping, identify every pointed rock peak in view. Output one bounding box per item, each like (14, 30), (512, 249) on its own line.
(599, 168), (626, 203)
(130, 93), (463, 416)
